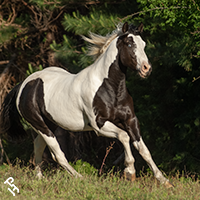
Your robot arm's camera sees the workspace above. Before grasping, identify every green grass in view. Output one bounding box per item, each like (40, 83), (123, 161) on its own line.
(0, 163), (200, 200)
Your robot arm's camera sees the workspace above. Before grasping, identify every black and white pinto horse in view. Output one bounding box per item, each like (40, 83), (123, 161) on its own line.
(0, 22), (173, 188)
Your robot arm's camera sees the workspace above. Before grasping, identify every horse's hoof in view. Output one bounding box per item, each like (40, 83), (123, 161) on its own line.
(75, 173), (83, 179)
(164, 180), (174, 188)
(36, 172), (44, 180)
(124, 171), (136, 182)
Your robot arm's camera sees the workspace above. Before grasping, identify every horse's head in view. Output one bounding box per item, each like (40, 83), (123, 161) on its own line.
(117, 22), (152, 78)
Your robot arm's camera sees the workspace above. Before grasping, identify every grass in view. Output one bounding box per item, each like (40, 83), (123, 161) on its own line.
(0, 162), (200, 200)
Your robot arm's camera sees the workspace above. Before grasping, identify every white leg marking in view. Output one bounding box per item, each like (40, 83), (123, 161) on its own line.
(39, 131), (82, 178)
(97, 121), (136, 176)
(133, 137), (168, 184)
(34, 135), (46, 179)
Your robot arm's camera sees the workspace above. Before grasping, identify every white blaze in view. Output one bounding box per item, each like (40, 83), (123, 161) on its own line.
(129, 34), (149, 70)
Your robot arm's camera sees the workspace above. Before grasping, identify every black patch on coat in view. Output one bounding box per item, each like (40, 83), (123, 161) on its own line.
(92, 35), (141, 142)
(18, 78), (57, 137)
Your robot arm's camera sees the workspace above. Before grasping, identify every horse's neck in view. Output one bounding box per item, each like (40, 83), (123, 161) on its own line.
(95, 50), (128, 95)
(108, 56), (127, 89)
(91, 37), (120, 79)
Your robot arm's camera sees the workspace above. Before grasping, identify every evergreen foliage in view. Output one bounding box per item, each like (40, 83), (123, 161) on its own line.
(0, 0), (200, 175)
(133, 0), (200, 173)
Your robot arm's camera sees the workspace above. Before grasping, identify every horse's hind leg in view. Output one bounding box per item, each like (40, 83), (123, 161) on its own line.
(18, 78), (81, 178)
(38, 131), (82, 178)
(34, 134), (46, 179)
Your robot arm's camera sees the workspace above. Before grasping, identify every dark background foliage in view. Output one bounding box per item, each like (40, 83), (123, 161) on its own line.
(0, 0), (200, 175)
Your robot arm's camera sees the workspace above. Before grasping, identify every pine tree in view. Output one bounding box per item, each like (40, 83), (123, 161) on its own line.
(0, 0), (200, 174)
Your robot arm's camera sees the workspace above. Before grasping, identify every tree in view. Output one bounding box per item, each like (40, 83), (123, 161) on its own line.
(131, 0), (200, 172)
(53, 0), (200, 173)
(0, 0), (137, 169)
(0, 0), (200, 174)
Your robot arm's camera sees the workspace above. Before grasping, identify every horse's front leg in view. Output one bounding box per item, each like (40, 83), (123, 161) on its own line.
(96, 121), (136, 181)
(126, 116), (173, 188)
(118, 131), (136, 181)
(133, 138), (173, 188)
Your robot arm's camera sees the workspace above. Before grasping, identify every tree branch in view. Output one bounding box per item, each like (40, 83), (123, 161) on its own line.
(119, 6), (188, 22)
(0, 60), (9, 65)
(99, 141), (115, 176)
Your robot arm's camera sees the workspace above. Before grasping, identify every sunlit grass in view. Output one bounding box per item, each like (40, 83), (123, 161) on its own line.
(0, 163), (200, 200)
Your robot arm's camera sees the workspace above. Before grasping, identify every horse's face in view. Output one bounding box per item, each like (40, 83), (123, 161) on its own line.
(117, 22), (152, 78)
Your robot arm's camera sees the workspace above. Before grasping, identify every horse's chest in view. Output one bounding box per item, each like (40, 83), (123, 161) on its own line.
(93, 78), (133, 129)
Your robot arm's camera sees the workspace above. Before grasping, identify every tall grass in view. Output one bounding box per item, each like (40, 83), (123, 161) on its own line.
(0, 162), (200, 200)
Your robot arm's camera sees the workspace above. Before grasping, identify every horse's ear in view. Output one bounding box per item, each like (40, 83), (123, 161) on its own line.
(137, 22), (144, 33)
(122, 22), (129, 33)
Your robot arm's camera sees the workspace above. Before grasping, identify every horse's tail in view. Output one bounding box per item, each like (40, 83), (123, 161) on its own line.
(0, 83), (27, 142)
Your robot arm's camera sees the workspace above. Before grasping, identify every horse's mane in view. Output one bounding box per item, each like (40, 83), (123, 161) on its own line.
(82, 24), (124, 60)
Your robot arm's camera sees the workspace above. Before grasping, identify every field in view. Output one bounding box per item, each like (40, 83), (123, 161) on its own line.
(0, 162), (200, 200)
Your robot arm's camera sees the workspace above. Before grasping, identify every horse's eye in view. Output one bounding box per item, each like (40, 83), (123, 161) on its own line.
(128, 44), (132, 48)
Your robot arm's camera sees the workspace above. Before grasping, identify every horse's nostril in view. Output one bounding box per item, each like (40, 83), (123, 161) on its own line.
(143, 64), (149, 72)
(142, 62), (151, 73)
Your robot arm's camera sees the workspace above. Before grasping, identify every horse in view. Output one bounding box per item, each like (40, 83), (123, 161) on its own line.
(0, 22), (173, 188)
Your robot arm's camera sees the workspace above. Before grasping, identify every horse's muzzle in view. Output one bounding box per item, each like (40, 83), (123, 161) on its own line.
(139, 61), (152, 78)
